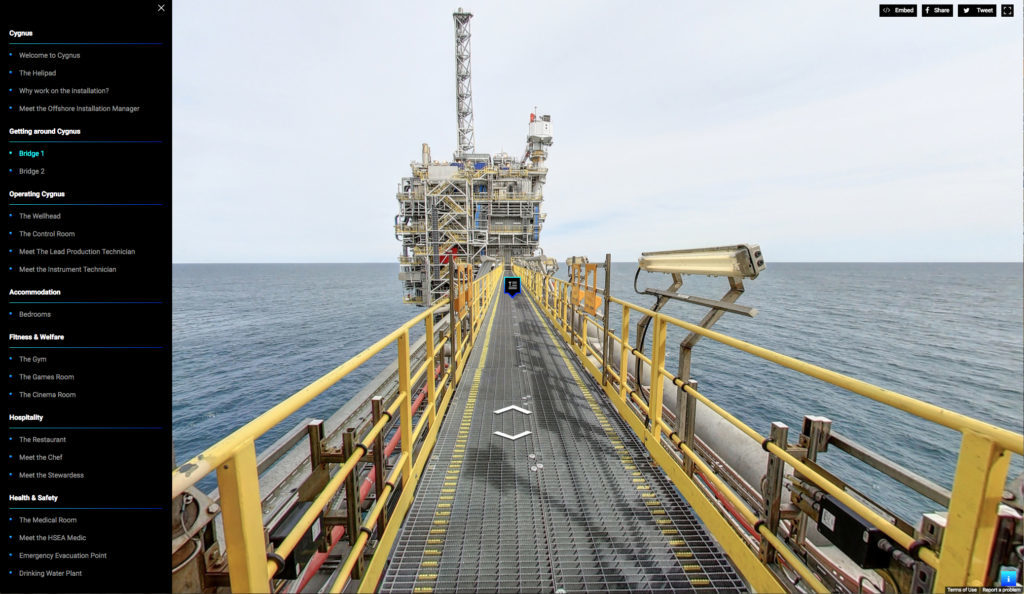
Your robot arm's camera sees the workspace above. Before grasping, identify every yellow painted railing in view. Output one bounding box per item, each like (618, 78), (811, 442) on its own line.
(514, 265), (1023, 592)
(171, 266), (502, 593)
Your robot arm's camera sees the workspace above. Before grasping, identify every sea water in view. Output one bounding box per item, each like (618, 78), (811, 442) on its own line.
(173, 262), (1023, 520)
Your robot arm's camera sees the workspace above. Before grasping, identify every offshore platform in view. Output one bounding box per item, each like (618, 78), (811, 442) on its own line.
(395, 10), (552, 306)
(170, 9), (1024, 594)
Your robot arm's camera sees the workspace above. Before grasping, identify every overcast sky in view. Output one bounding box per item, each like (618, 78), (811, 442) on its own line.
(172, 1), (1023, 263)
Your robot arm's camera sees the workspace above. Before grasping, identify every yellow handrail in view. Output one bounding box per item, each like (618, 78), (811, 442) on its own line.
(171, 301), (443, 498)
(171, 266), (502, 593)
(608, 296), (1022, 454)
(514, 264), (1023, 591)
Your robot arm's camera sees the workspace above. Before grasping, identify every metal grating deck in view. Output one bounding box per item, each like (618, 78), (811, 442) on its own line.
(379, 288), (748, 593)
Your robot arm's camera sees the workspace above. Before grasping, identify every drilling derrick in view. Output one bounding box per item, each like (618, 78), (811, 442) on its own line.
(395, 10), (553, 306)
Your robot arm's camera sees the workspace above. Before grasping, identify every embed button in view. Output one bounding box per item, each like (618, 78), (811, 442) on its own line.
(879, 4), (919, 16)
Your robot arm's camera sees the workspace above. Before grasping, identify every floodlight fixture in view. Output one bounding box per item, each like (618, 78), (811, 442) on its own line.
(631, 243), (766, 402)
(638, 244), (765, 279)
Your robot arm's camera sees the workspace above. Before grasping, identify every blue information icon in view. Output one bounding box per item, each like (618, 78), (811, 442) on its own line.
(504, 276), (521, 298)
(1002, 568), (1019, 587)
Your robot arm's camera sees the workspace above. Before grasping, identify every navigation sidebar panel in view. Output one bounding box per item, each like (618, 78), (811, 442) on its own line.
(4, 2), (171, 591)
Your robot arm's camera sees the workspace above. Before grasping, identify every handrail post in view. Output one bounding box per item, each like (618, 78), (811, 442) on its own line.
(793, 416), (831, 550)
(306, 420), (330, 552)
(541, 268), (547, 309)
(342, 429), (364, 579)
(447, 260), (457, 386)
(935, 431), (1012, 588)
(561, 282), (569, 333)
(648, 315), (668, 434)
(619, 306), (631, 404)
(680, 380), (697, 476)
(569, 283), (576, 341)
(468, 266), (476, 339)
(398, 330), (414, 483)
(476, 272), (484, 334)
(217, 440), (270, 593)
(425, 315), (437, 427)
(601, 253), (611, 387)
(454, 314), (464, 384)
(676, 343), (697, 476)
(370, 397), (389, 536)
(758, 422), (789, 563)
(581, 316), (589, 358)
(565, 282), (570, 334)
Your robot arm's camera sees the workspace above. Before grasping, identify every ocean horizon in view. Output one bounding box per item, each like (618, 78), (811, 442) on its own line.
(172, 262), (1023, 521)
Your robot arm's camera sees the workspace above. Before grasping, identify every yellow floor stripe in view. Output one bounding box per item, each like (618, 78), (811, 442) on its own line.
(421, 285), (502, 569)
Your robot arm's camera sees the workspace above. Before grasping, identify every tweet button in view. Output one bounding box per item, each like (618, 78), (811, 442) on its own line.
(957, 4), (998, 16)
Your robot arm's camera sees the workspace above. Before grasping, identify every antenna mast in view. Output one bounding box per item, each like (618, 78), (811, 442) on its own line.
(453, 9), (475, 155)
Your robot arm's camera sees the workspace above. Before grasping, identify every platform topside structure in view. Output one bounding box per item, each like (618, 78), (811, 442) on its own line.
(395, 9), (553, 306)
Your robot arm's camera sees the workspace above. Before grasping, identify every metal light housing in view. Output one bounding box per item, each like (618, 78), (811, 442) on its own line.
(638, 244), (765, 279)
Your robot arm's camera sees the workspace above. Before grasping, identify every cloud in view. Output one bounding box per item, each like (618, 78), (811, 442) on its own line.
(172, 1), (1022, 262)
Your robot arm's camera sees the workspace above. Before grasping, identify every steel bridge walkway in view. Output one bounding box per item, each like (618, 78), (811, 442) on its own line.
(379, 289), (747, 593)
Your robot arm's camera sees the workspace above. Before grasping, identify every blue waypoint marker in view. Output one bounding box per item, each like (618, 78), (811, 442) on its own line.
(504, 276), (521, 298)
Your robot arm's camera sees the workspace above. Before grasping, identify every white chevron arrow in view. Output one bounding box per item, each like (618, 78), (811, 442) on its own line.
(493, 431), (532, 441)
(493, 405), (531, 415)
